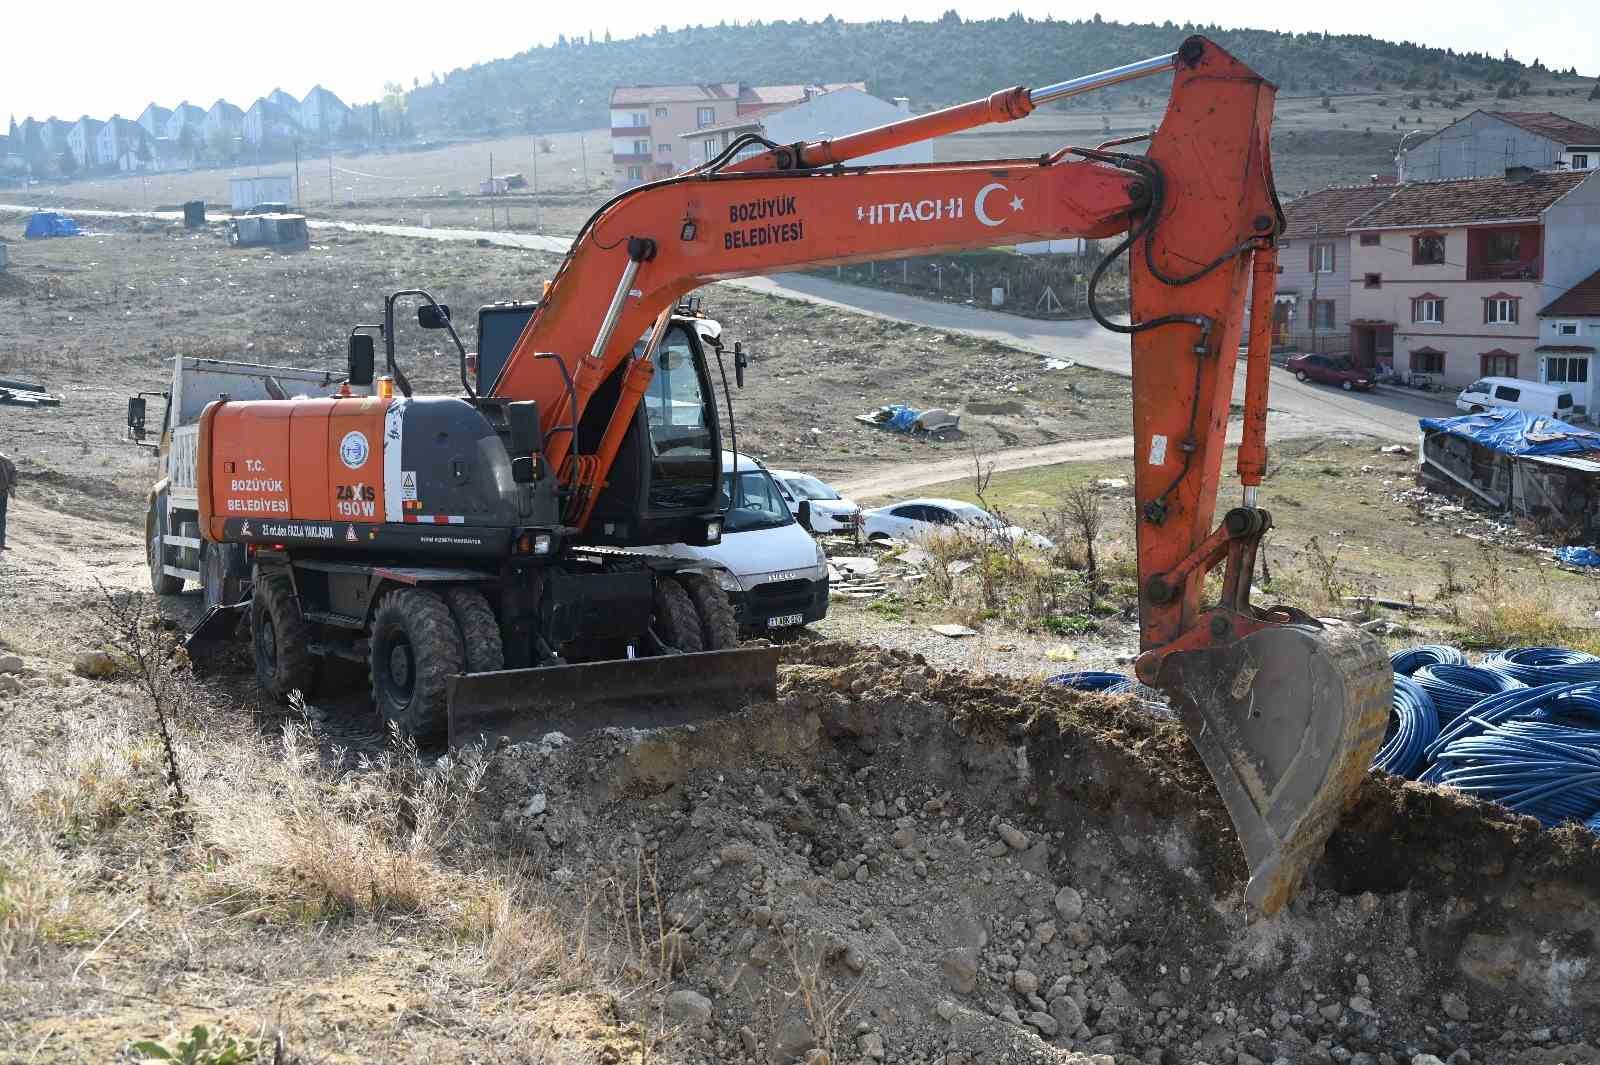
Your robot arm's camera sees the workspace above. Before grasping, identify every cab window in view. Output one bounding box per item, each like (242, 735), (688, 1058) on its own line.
(644, 325), (716, 510)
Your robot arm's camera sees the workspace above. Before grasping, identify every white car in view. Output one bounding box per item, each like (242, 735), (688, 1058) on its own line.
(860, 497), (1055, 550)
(767, 468), (862, 533)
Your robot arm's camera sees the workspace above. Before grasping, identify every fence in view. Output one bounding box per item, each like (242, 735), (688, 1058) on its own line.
(818, 246), (1126, 321)
(1273, 330), (1351, 356)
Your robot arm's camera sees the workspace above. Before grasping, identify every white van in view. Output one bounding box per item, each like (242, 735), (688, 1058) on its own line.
(1456, 377), (1575, 419)
(646, 452), (830, 633)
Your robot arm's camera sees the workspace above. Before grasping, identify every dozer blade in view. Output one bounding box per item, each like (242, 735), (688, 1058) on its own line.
(446, 646), (782, 749)
(1152, 616), (1391, 914)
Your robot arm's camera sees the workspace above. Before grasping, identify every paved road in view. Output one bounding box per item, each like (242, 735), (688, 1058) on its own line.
(9, 202), (1452, 450)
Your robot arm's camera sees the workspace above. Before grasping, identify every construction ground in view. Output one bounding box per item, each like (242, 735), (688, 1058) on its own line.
(3, 208), (1600, 1064)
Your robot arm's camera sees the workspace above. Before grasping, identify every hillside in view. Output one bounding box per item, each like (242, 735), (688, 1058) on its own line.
(406, 14), (1596, 136)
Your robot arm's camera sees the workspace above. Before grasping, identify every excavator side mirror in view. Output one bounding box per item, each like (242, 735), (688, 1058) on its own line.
(347, 334), (376, 387)
(417, 304), (451, 329)
(126, 396), (147, 439)
(734, 341), (747, 389)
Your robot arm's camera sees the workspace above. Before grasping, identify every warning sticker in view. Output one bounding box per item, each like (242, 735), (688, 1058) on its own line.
(401, 471), (419, 501)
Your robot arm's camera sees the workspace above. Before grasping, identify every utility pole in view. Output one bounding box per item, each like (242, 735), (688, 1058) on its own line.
(328, 151), (334, 204)
(1309, 221), (1322, 353)
(293, 140), (301, 208)
(580, 134), (588, 188)
(489, 150), (494, 229)
(532, 136), (541, 232)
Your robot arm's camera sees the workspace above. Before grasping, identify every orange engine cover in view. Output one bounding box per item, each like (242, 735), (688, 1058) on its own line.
(199, 396), (390, 542)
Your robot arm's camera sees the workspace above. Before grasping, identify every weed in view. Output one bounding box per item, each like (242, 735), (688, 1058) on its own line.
(867, 598), (905, 621)
(130, 1025), (259, 1065)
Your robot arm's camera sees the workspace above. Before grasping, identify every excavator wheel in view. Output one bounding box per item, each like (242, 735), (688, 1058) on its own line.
(446, 587), (505, 674)
(252, 572), (316, 700)
(369, 588), (465, 741)
(678, 573), (741, 650)
(1152, 614), (1391, 914)
(654, 578), (705, 654)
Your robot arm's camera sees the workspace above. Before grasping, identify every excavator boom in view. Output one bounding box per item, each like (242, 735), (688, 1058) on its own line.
(478, 37), (1390, 911)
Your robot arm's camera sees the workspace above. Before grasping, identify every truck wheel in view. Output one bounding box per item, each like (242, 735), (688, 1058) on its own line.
(147, 496), (183, 595)
(252, 573), (316, 700)
(200, 541), (243, 610)
(369, 588), (463, 741)
(679, 573), (740, 650)
(445, 587), (504, 674)
(654, 577), (704, 653)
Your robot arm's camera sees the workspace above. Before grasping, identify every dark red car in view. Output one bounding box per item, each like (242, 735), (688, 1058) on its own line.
(1285, 353), (1374, 392)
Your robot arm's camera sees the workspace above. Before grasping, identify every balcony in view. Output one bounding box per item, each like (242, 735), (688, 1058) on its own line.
(1466, 263), (1541, 283)
(610, 152), (651, 165)
(611, 125), (650, 138)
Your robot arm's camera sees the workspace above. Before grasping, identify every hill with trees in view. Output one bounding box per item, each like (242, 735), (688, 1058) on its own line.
(403, 13), (1590, 136)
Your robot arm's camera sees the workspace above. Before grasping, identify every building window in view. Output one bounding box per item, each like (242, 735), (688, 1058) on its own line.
(1484, 297), (1519, 324)
(655, 107), (668, 118)
(657, 143), (670, 154)
(629, 112), (647, 127)
(697, 106), (715, 127)
(1481, 351), (1518, 377)
(703, 137), (719, 160)
(1573, 154), (1591, 170)
(1546, 355), (1588, 384)
(1363, 273), (1382, 289)
(1555, 321), (1580, 337)
(632, 139), (649, 155)
(1310, 300), (1336, 331)
(1484, 230), (1522, 263)
(1413, 232), (1446, 265)
(1309, 242), (1335, 273)
(1410, 349), (1445, 374)
(626, 166), (643, 181)
(1359, 233), (1380, 247)
(1412, 297), (1445, 324)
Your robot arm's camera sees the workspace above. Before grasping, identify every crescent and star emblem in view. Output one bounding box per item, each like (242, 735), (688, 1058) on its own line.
(974, 182), (1024, 227)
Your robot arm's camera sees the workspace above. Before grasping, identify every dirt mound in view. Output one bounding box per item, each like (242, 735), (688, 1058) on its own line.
(472, 644), (1598, 1063)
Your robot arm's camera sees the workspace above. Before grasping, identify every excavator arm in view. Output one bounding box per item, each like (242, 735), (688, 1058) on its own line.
(491, 36), (1390, 913)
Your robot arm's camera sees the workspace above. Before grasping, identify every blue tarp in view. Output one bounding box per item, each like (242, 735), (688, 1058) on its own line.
(1419, 409), (1600, 457)
(1556, 546), (1600, 567)
(23, 212), (80, 239)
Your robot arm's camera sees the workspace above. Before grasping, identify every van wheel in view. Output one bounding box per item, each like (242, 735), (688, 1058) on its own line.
(445, 587), (504, 674)
(369, 589), (463, 741)
(1470, 405), (1486, 413)
(147, 496), (183, 595)
(654, 577), (704, 654)
(253, 573), (316, 700)
(679, 573), (740, 650)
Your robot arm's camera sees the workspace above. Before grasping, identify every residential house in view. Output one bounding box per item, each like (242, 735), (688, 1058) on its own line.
(736, 82), (867, 117)
(242, 97), (299, 146)
(66, 117), (104, 169)
(675, 86), (929, 173)
(137, 103), (172, 139)
(1537, 268), (1600, 411)
(203, 100), (244, 140)
(96, 116), (151, 170)
(1269, 183), (1399, 354)
(1344, 169), (1600, 389)
(299, 85), (350, 136)
(267, 88), (300, 113)
(609, 83), (742, 190)
(1400, 110), (1600, 181)
(164, 102), (205, 142)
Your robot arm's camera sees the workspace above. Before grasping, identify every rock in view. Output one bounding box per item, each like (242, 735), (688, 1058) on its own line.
(721, 842), (756, 864)
(72, 650), (122, 678)
(835, 803), (858, 827)
(998, 823), (1028, 850)
(1440, 992), (1470, 1022)
(1528, 1027), (1552, 1042)
(1027, 1012), (1059, 1037)
(1013, 970), (1039, 995)
(1319, 1002), (1345, 1021)
(853, 863), (869, 883)
(523, 793), (547, 817)
(771, 1019), (813, 1061)
(738, 1025), (758, 1055)
(1411, 1056), (1447, 1065)
(665, 989), (712, 1025)
(1348, 995), (1376, 1016)
(936, 1001), (959, 1022)
(0, 654), (23, 673)
(891, 826), (916, 850)
(943, 948), (978, 994)
(0, 674), (21, 695)
(1054, 885), (1084, 921)
(1046, 975), (1071, 1001)
(1035, 921), (1057, 944)
(1050, 995), (1084, 1033)
(857, 1032), (885, 1060)
(804, 1050), (830, 1065)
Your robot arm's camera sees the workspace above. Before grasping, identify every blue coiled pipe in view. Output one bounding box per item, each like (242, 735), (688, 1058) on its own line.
(1373, 675), (1440, 779)
(1412, 663), (1525, 723)
(1426, 718), (1600, 827)
(1044, 671), (1127, 692)
(1391, 644), (1466, 676)
(1483, 647), (1600, 685)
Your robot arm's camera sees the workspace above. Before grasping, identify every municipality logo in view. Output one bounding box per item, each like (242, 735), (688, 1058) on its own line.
(339, 430), (370, 470)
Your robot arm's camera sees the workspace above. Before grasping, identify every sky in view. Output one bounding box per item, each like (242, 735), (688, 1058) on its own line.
(5, 0), (1595, 122)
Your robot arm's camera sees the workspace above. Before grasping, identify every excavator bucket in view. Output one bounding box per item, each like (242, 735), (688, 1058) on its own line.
(446, 646), (782, 749)
(1150, 616), (1391, 914)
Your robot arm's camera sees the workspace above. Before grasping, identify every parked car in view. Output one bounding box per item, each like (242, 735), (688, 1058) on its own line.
(1455, 377), (1575, 419)
(641, 452), (830, 633)
(1284, 353), (1374, 391)
(860, 497), (1055, 549)
(767, 468), (862, 532)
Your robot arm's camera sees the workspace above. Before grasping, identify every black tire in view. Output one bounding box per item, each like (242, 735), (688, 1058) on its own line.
(1294, 370), (1309, 382)
(147, 497), (183, 595)
(654, 577), (704, 653)
(253, 572), (316, 700)
(200, 541), (243, 611)
(1470, 405), (1486, 413)
(445, 587), (504, 674)
(369, 588), (463, 740)
(679, 572), (740, 650)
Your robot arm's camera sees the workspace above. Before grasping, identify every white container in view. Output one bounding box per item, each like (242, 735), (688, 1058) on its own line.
(991, 286), (1004, 306)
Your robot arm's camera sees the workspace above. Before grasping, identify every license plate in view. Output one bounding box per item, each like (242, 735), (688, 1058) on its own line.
(767, 613), (804, 628)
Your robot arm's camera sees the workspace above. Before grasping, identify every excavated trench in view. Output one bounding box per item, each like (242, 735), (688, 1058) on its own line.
(474, 642), (1600, 1064)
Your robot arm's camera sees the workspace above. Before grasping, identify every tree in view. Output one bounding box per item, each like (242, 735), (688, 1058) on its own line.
(1590, 82), (1600, 101)
(58, 148), (77, 176)
(381, 81), (408, 139)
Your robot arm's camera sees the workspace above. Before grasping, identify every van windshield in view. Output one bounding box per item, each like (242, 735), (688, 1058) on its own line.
(721, 470), (795, 533)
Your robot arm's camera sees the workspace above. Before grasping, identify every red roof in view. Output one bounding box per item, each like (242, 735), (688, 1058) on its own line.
(1347, 171), (1590, 230)
(1281, 184), (1398, 241)
(610, 83), (738, 106)
(1495, 111), (1600, 146)
(1541, 268), (1600, 318)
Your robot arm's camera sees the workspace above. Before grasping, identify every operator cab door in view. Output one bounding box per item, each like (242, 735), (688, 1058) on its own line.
(644, 324), (718, 506)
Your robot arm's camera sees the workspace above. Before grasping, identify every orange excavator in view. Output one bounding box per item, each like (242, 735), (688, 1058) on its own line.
(190, 36), (1389, 913)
